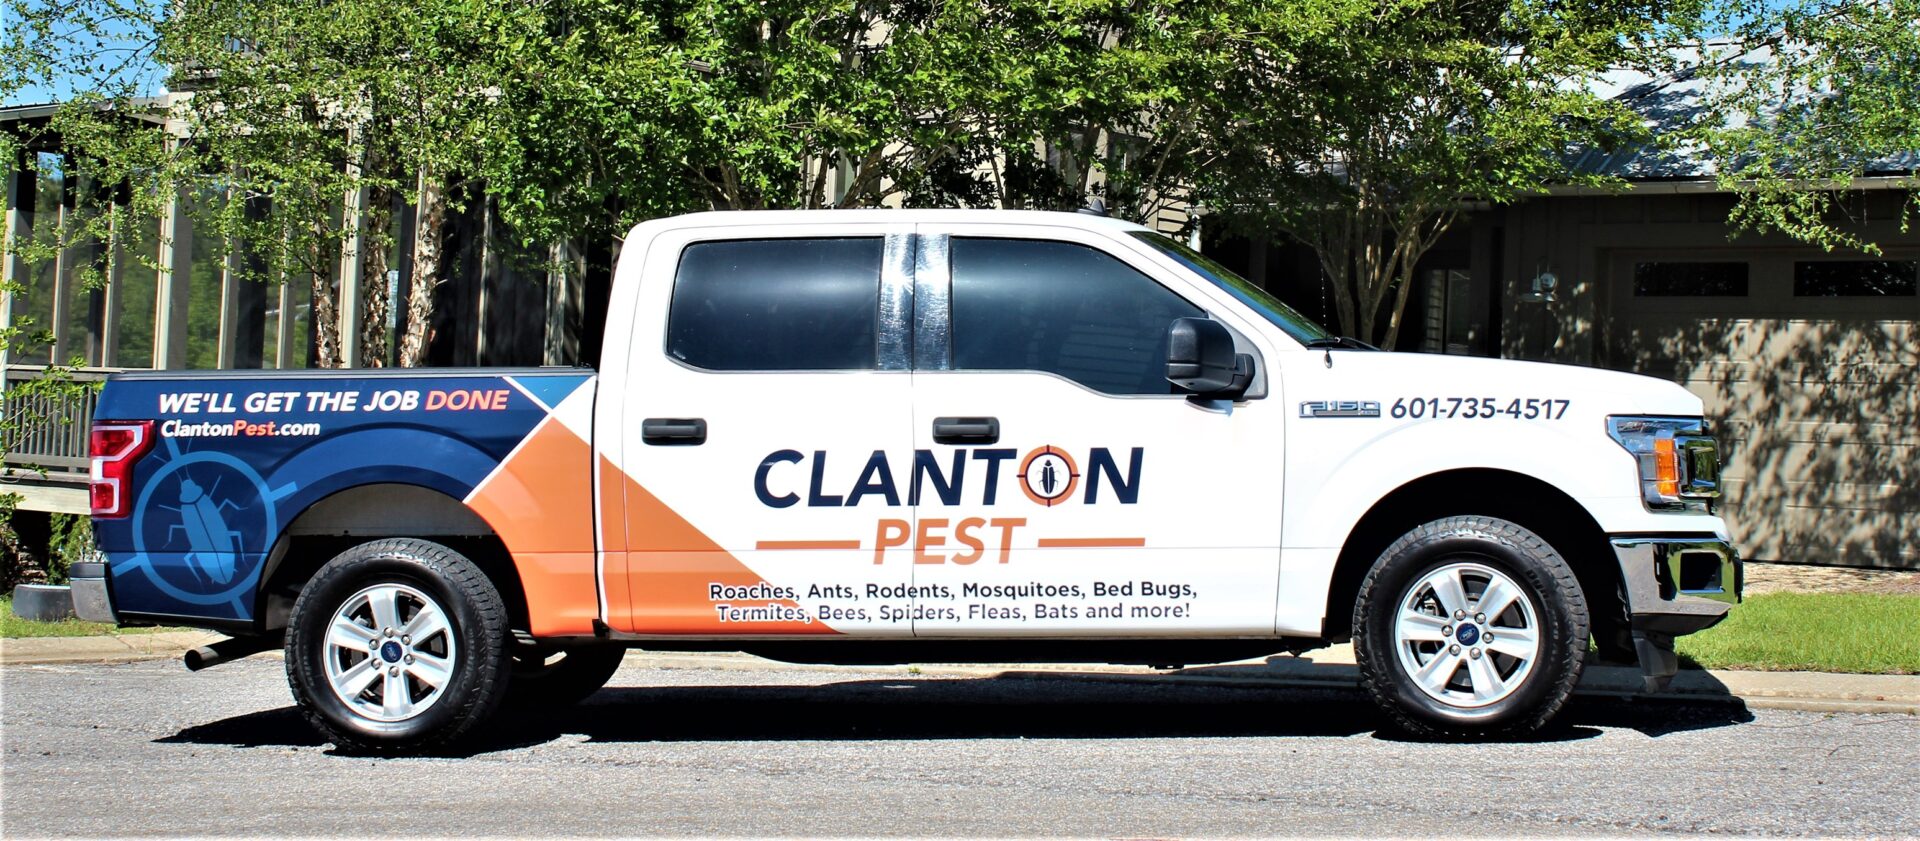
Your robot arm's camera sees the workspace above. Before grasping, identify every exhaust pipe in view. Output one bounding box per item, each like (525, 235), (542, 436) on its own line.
(184, 634), (282, 672)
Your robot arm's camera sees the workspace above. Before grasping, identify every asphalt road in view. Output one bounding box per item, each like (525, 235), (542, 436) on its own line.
(3, 657), (1917, 837)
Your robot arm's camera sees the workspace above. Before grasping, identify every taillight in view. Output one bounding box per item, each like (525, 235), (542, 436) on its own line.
(91, 421), (156, 518)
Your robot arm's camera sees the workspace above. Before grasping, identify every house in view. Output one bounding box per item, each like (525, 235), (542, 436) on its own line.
(1207, 57), (1918, 569)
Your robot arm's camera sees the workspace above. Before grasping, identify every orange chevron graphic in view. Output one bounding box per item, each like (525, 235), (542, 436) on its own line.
(616, 470), (835, 636)
(467, 417), (598, 635)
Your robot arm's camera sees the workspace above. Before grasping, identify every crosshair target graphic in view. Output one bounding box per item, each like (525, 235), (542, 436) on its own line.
(1018, 446), (1080, 507)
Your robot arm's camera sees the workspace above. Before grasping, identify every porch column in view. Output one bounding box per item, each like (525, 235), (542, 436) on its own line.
(49, 157), (74, 364)
(336, 133), (367, 368)
(96, 192), (125, 368)
(1, 148), (35, 372)
(215, 224), (239, 367)
(153, 181), (192, 370)
(274, 266), (295, 368)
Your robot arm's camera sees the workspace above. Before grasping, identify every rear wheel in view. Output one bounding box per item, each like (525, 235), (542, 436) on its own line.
(284, 539), (510, 753)
(1354, 516), (1588, 739)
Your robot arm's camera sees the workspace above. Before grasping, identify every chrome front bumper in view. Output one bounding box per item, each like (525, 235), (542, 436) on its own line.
(68, 559), (116, 623)
(1611, 537), (1742, 692)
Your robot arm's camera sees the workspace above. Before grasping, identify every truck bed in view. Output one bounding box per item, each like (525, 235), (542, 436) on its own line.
(92, 367), (595, 629)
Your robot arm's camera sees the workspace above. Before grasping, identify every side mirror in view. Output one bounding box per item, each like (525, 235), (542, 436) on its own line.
(1225, 353), (1256, 400)
(1165, 317), (1238, 395)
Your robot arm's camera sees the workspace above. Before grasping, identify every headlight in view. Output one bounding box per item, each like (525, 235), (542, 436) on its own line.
(1607, 416), (1721, 513)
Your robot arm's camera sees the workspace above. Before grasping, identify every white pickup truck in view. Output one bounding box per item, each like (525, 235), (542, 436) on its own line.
(80, 209), (1739, 751)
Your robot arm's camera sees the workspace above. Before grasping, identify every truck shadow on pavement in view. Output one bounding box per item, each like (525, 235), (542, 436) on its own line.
(157, 674), (1754, 757)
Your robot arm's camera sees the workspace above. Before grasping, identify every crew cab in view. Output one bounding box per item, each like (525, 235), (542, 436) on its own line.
(77, 209), (1740, 750)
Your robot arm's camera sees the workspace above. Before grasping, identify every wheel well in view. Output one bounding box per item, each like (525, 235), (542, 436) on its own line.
(1321, 469), (1628, 655)
(256, 484), (531, 634)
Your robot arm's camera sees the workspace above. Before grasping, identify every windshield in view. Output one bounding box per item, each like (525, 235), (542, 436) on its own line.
(1129, 231), (1332, 343)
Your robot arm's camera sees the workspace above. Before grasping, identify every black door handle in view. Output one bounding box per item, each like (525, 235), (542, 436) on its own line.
(642, 418), (707, 445)
(932, 416), (999, 444)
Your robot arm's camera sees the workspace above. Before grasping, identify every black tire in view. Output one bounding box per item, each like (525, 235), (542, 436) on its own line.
(504, 644), (626, 708)
(284, 538), (510, 753)
(1353, 516), (1589, 739)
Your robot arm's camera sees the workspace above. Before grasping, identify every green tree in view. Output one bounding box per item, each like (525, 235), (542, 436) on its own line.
(11, 0), (1746, 362)
(3, 0), (512, 368)
(477, 0), (1231, 244)
(154, 0), (519, 367)
(1195, 0), (1696, 347)
(1689, 0), (1919, 251)
(9, 0), (1234, 365)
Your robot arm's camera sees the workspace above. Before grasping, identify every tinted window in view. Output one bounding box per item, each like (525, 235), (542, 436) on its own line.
(1128, 231), (1331, 342)
(1794, 260), (1918, 296)
(1633, 262), (1749, 296)
(667, 238), (882, 370)
(950, 238), (1203, 395)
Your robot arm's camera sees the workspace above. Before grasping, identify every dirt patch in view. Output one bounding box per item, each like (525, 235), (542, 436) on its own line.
(1876, 575), (1920, 596)
(1743, 562), (1920, 596)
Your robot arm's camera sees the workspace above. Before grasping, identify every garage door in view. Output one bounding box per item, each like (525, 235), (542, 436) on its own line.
(1609, 250), (1919, 569)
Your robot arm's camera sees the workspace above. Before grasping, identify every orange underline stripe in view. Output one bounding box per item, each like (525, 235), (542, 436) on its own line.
(1036, 537), (1147, 548)
(756, 539), (863, 551)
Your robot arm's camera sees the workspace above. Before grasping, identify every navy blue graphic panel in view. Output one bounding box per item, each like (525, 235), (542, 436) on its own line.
(92, 373), (592, 622)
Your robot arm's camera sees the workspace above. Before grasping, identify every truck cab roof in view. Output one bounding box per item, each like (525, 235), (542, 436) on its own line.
(624, 208), (1157, 241)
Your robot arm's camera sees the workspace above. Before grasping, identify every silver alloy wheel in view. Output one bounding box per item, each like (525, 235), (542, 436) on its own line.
(322, 583), (457, 723)
(1392, 561), (1541, 709)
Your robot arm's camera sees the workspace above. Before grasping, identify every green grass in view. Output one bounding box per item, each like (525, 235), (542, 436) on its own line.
(0, 595), (185, 638)
(1674, 593), (1920, 675)
(6, 588), (1914, 675)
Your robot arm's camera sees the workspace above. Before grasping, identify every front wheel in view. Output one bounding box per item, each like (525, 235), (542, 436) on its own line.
(1353, 516), (1589, 739)
(284, 539), (511, 753)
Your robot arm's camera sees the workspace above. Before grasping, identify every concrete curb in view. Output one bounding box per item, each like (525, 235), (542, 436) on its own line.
(5, 634), (1915, 716)
(1, 631), (227, 665)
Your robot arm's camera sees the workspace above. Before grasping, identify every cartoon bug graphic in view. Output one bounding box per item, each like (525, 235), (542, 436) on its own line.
(159, 477), (245, 585)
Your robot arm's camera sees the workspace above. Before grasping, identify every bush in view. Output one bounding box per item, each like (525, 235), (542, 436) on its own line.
(0, 494), (35, 591)
(46, 512), (95, 586)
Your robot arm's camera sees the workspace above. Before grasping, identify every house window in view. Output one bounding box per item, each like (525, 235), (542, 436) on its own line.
(12, 153), (65, 366)
(1633, 262), (1749, 296)
(1793, 260), (1918, 297)
(1421, 269), (1473, 354)
(112, 210), (162, 368)
(182, 187), (226, 369)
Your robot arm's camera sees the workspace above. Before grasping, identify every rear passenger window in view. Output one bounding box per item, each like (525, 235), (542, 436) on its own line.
(950, 238), (1203, 395)
(667, 238), (882, 370)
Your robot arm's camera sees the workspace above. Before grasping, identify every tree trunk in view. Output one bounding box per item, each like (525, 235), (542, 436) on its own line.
(1378, 209), (1455, 350)
(1380, 259), (1419, 350)
(1314, 210), (1357, 339)
(398, 173), (443, 368)
(309, 233), (341, 368)
(360, 184), (391, 367)
(1295, 198), (1458, 348)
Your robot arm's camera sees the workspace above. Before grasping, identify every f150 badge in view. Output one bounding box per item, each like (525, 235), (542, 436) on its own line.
(1300, 400), (1381, 418)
